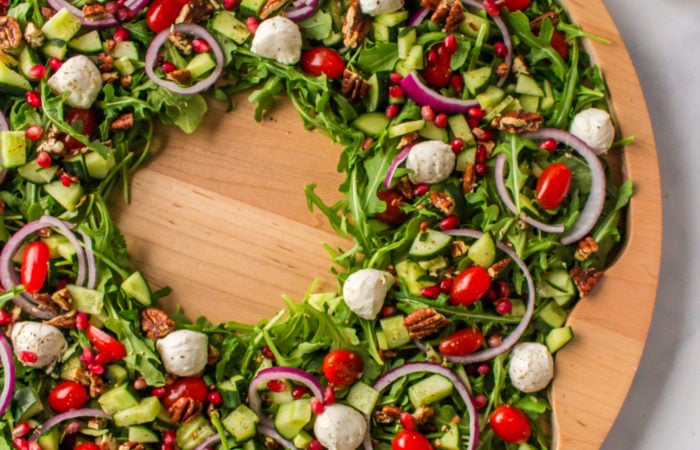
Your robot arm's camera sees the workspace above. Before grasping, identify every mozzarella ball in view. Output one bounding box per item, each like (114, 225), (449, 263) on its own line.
(47, 55), (102, 109)
(569, 108), (616, 155)
(359, 0), (404, 16)
(405, 140), (456, 184)
(156, 330), (209, 377)
(11, 322), (67, 369)
(250, 17), (302, 65)
(314, 404), (368, 450)
(343, 269), (394, 320)
(508, 342), (554, 393)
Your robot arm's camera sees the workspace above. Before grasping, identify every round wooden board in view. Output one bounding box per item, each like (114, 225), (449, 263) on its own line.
(112, 1), (662, 448)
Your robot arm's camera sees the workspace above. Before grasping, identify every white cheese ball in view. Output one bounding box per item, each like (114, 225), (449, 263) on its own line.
(313, 404), (368, 450)
(342, 269), (394, 320)
(569, 108), (615, 155)
(359, 0), (404, 16)
(250, 17), (302, 65)
(156, 330), (209, 377)
(47, 55), (102, 109)
(405, 140), (456, 184)
(508, 342), (554, 393)
(11, 322), (67, 369)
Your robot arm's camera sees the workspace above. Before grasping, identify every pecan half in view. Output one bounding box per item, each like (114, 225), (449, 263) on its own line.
(33, 293), (60, 315)
(421, 0), (440, 10)
(488, 257), (511, 278)
(412, 405), (435, 426)
(62, 363), (92, 385)
(398, 132), (419, 150)
(90, 372), (107, 397)
(342, 0), (371, 48)
(51, 288), (73, 311)
(430, 191), (455, 215)
(141, 307), (175, 340)
(574, 236), (599, 261)
(168, 31), (192, 55)
(494, 61), (510, 78)
(462, 162), (477, 194)
(97, 52), (114, 72)
(451, 240), (469, 258)
(44, 310), (77, 329)
(374, 405), (403, 424)
(396, 176), (415, 201)
(512, 54), (529, 75)
(260, 0), (288, 19)
(82, 4), (109, 22)
(570, 267), (603, 297)
(492, 110), (544, 133)
(118, 443), (146, 450)
(341, 69), (371, 103)
(175, 0), (215, 24)
(110, 113), (134, 131)
(403, 307), (450, 339)
(168, 397), (203, 423)
(431, 0), (463, 33)
(167, 69), (192, 84)
(101, 72), (120, 84)
(0, 16), (21, 50)
(40, 7), (55, 19)
(23, 22), (44, 48)
(37, 138), (66, 156)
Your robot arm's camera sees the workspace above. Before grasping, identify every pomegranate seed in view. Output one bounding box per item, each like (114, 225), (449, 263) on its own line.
(475, 144), (487, 163)
(309, 441), (323, 450)
(12, 423), (31, 438)
(439, 277), (453, 294)
(434, 113), (448, 129)
(474, 162), (488, 177)
(385, 104), (400, 119)
(117, 7), (135, 21)
(105, 1), (119, 14)
(161, 61), (176, 73)
(438, 214), (459, 230)
(421, 285), (441, 299)
(388, 85), (404, 98)
(267, 379), (286, 392)
(19, 351), (37, 364)
(64, 420), (81, 435)
(94, 352), (111, 365)
(483, 0), (500, 16)
(413, 183), (429, 196)
(246, 17), (259, 33)
(208, 391), (223, 406)
(60, 173), (72, 187)
(114, 27), (130, 42)
(323, 386), (335, 405)
(494, 41), (508, 58)
(362, 137), (374, 150)
(400, 412), (415, 431)
(419, 220), (429, 232)
(0, 309), (11, 325)
(468, 117), (480, 129)
(450, 138), (464, 153)
(191, 38), (211, 53)
(420, 105), (436, 122)
(468, 107), (485, 122)
(450, 73), (463, 92)
(310, 397), (325, 414)
(223, 0), (240, 9)
(163, 430), (177, 446)
(496, 298), (512, 315)
(426, 49), (437, 65)
(443, 34), (458, 55)
(152, 387), (166, 397)
(12, 437), (28, 450)
(380, 305), (396, 318)
(79, 346), (94, 365)
(486, 286), (498, 302)
(474, 128), (493, 142)
(48, 58), (62, 71)
(539, 138), (558, 152)
(27, 64), (46, 79)
(474, 394), (488, 409)
(88, 363), (105, 375)
(25, 125), (43, 142)
(75, 312), (89, 330)
(488, 334), (503, 348)
(261, 345), (275, 360)
(495, 280), (510, 298)
(477, 363), (490, 376)
(25, 91), (41, 108)
(160, 445), (173, 450)
(291, 386), (309, 399)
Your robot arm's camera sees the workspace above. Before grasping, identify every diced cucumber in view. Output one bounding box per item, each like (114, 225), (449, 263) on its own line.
(44, 180), (84, 211)
(459, 9), (490, 38)
(467, 232), (495, 267)
(114, 57), (135, 76)
(515, 74), (544, 97)
(510, 298), (526, 316)
(18, 160), (59, 184)
(408, 374), (453, 408)
(42, 234), (76, 261)
(484, 95), (516, 121)
(186, 52), (216, 80)
(239, 0), (266, 15)
(113, 396), (163, 427)
(0, 61), (32, 95)
(267, 384), (294, 405)
(222, 404), (259, 442)
(476, 85), (505, 110)
(419, 120), (448, 141)
(18, 46), (40, 80)
(68, 30), (103, 54)
(379, 315), (410, 349)
(537, 301), (567, 329)
(293, 430), (313, 449)
(409, 229), (452, 260)
(367, 72), (389, 112)
(439, 424), (461, 450)
(13, 386), (44, 421)
(546, 269), (575, 292)
(397, 28), (416, 59)
(463, 66), (492, 95)
(518, 443), (538, 450)
(519, 94), (540, 113)
(211, 11), (251, 44)
(66, 284), (104, 315)
(540, 79), (555, 112)
(455, 146), (476, 172)
(388, 119), (426, 138)
(274, 399), (311, 439)
(121, 271), (152, 306)
(242, 440), (262, 450)
(111, 40), (139, 60)
(374, 10), (409, 26)
(537, 269), (575, 306)
(85, 151), (116, 179)
(395, 260), (429, 296)
(128, 426), (160, 443)
(346, 382), (379, 416)
(42, 39), (68, 60)
(417, 255), (448, 272)
(62, 154), (87, 180)
(352, 112), (390, 138)
(218, 374), (246, 408)
(373, 23), (390, 42)
(42, 8), (82, 41)
(105, 364), (129, 385)
(447, 114), (475, 146)
(546, 326), (574, 353)
(176, 414), (215, 450)
(99, 384), (139, 415)
(60, 355), (82, 380)
(37, 427), (59, 450)
(1, 130), (27, 168)
(404, 44), (424, 70)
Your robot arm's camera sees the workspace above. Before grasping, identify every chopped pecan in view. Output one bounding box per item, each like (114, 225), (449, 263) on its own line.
(110, 113), (134, 131)
(340, 69), (371, 103)
(175, 0), (215, 24)
(89, 372), (107, 397)
(574, 236), (599, 261)
(166, 68), (192, 84)
(118, 443), (146, 450)
(168, 31), (192, 55)
(530, 11), (559, 32)
(398, 132), (419, 150)
(412, 405), (435, 426)
(97, 434), (118, 450)
(374, 405), (403, 424)
(120, 75), (132, 88)
(62, 363), (92, 385)
(40, 7), (55, 19)
(451, 240), (469, 258)
(97, 52), (114, 72)
(342, 0), (371, 48)
(570, 267), (603, 297)
(82, 4), (109, 22)
(44, 310), (77, 329)
(141, 307), (175, 340)
(396, 176), (415, 201)
(462, 162), (476, 194)
(0, 16), (21, 50)
(430, 0), (450, 23)
(259, 0), (288, 19)
(23, 21), (44, 48)
(51, 288), (72, 311)
(494, 61), (510, 78)
(168, 397), (203, 423)
(429, 190), (455, 215)
(512, 55), (529, 75)
(492, 110), (544, 133)
(33, 293), (60, 315)
(403, 307), (450, 339)
(430, 0), (463, 33)
(104, 38), (117, 53)
(101, 72), (120, 84)
(421, 0), (440, 10)
(37, 138), (66, 156)
(488, 257), (511, 278)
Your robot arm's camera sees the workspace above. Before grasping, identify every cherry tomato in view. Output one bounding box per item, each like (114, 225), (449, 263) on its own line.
(500, 0), (530, 10)
(74, 443), (101, 450)
(535, 162), (572, 210)
(20, 241), (50, 294)
(375, 190), (408, 224)
(449, 266), (491, 306)
(489, 405), (532, 444)
(85, 324), (127, 361)
(392, 430), (434, 450)
(161, 377), (209, 409)
(438, 328), (484, 356)
(48, 381), (89, 412)
(300, 48), (346, 79)
(550, 29), (570, 60)
(423, 44), (452, 88)
(146, 0), (189, 32)
(322, 349), (363, 387)
(63, 108), (98, 151)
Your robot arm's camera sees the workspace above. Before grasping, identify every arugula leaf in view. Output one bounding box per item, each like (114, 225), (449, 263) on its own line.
(504, 11), (568, 80)
(357, 42), (400, 73)
(299, 11), (333, 40)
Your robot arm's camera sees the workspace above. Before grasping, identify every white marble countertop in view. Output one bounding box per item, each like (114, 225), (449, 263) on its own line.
(600, 0), (700, 448)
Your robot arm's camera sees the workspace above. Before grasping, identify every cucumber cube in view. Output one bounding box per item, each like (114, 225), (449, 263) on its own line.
(467, 232), (496, 267)
(18, 160), (59, 184)
(408, 374), (453, 408)
(274, 399), (311, 439)
(211, 11), (250, 44)
(0, 62), (32, 95)
(346, 382), (380, 416)
(128, 426), (160, 443)
(545, 326), (574, 353)
(111, 41), (139, 60)
(44, 180), (84, 211)
(0, 131), (27, 168)
(66, 284), (104, 315)
(515, 74), (544, 97)
(105, 390), (149, 420)
(409, 229), (452, 260)
(176, 414), (215, 450)
(186, 52), (216, 80)
(42, 8), (82, 41)
(379, 315), (410, 349)
(222, 404), (259, 442)
(121, 271), (152, 306)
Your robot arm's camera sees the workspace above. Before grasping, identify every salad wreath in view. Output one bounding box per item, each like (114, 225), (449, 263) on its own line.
(0, 0), (634, 449)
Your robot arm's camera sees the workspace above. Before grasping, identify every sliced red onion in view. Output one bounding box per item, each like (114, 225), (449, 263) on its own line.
(76, 229), (97, 290)
(373, 362), (479, 450)
(407, 7), (430, 26)
(400, 72), (479, 114)
(46, 0), (119, 28)
(522, 129), (606, 245)
(29, 408), (112, 442)
(383, 145), (413, 189)
(259, 424), (298, 449)
(494, 154), (566, 234)
(145, 24), (224, 95)
(0, 111), (8, 131)
(285, 5), (318, 21)
(123, 0), (150, 12)
(0, 335), (15, 417)
(193, 432), (223, 450)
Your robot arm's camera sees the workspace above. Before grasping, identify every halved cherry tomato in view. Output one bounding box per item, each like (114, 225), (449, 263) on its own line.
(449, 266), (491, 306)
(423, 44), (452, 88)
(438, 328), (484, 356)
(501, 0), (530, 11)
(63, 108), (98, 151)
(392, 429), (434, 450)
(535, 162), (572, 210)
(48, 381), (89, 412)
(300, 48), (346, 79)
(146, 0), (189, 32)
(74, 444), (101, 450)
(375, 190), (408, 224)
(322, 349), (363, 387)
(550, 29), (570, 60)
(21, 241), (50, 294)
(85, 324), (127, 361)
(489, 404), (532, 444)
(161, 377), (209, 409)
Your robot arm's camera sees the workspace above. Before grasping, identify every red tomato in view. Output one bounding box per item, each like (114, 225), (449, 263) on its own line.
(63, 108), (98, 151)
(449, 266), (491, 306)
(146, 0), (189, 32)
(375, 190), (408, 224)
(423, 44), (452, 88)
(550, 29), (570, 60)
(438, 328), (484, 356)
(21, 241), (50, 294)
(48, 381), (89, 412)
(74, 444), (101, 450)
(85, 325), (127, 361)
(322, 349), (363, 387)
(392, 430), (434, 450)
(300, 48), (346, 79)
(501, 0), (530, 10)
(489, 405), (532, 444)
(535, 162), (572, 210)
(161, 377), (209, 409)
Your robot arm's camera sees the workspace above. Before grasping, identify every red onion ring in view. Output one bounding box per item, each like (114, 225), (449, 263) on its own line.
(29, 408), (112, 442)
(76, 229), (98, 290)
(407, 7), (430, 26)
(0, 111), (8, 131)
(259, 424), (298, 449)
(123, 0), (150, 12)
(494, 154), (566, 234)
(193, 432), (223, 450)
(399, 72), (479, 114)
(286, 0), (320, 21)
(372, 362), (479, 450)
(145, 24), (225, 95)
(46, 0), (119, 28)
(522, 129), (606, 245)
(0, 335), (15, 417)
(383, 145), (413, 189)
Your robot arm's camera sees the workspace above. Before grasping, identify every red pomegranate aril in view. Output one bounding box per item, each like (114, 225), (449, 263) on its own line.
(385, 104), (401, 119)
(12, 437), (28, 450)
(439, 214), (459, 230)
(380, 305), (396, 318)
(48, 58), (62, 71)
(94, 352), (111, 365)
(0, 309), (11, 325)
(420, 105), (436, 122)
(434, 113), (448, 129)
(163, 430), (177, 446)
(25, 91), (41, 108)
(389, 72), (403, 84)
(246, 16), (259, 33)
(475, 144), (487, 163)
(494, 41), (508, 58)
(79, 346), (93, 365)
(477, 363), (490, 376)
(421, 285), (441, 299)
(388, 85), (404, 98)
(323, 385), (335, 405)
(450, 138), (465, 153)
(439, 277), (453, 294)
(413, 183), (430, 196)
(88, 363), (104, 375)
(75, 312), (89, 330)
(495, 280), (510, 298)
(444, 34), (458, 54)
(12, 422), (31, 438)
(114, 27), (129, 42)
(191, 38), (210, 53)
(362, 137), (374, 150)
(262, 345), (275, 360)
(161, 61), (176, 73)
(310, 397), (325, 414)
(488, 334), (503, 348)
(475, 128), (493, 142)
(496, 299), (513, 315)
(151, 387), (166, 397)
(267, 379), (286, 392)
(468, 107), (485, 121)
(450, 73), (464, 92)
(539, 138), (558, 152)
(28, 64), (46, 79)
(309, 441), (323, 450)
(483, 0), (500, 16)
(60, 173), (72, 187)
(208, 391), (223, 405)
(475, 162), (488, 177)
(19, 351), (37, 363)
(474, 394), (488, 409)
(25, 125), (43, 142)
(292, 386), (309, 399)
(426, 48), (437, 65)
(223, 0), (239, 9)
(400, 412), (415, 431)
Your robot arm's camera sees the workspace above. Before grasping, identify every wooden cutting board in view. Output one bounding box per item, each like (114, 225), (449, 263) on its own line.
(112, 1), (662, 448)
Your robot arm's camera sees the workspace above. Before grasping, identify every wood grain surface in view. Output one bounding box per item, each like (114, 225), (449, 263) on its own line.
(112, 1), (662, 448)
